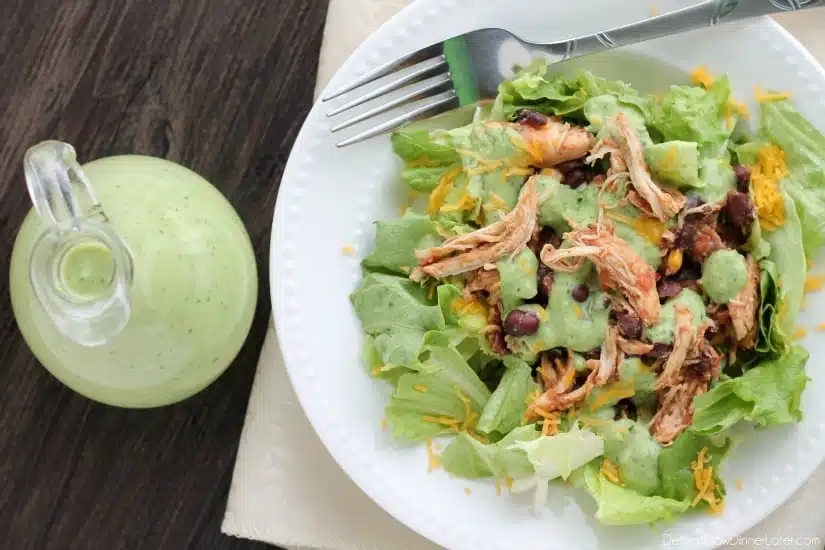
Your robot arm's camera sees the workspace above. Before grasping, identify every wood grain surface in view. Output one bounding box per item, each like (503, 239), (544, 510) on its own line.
(0, 0), (328, 548)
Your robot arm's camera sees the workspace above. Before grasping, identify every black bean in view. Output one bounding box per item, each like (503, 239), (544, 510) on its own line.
(725, 191), (756, 229)
(571, 284), (590, 302)
(562, 168), (588, 189)
(516, 109), (548, 128)
(674, 222), (698, 250)
(537, 265), (554, 297)
(615, 310), (643, 340)
(539, 227), (563, 249)
(657, 279), (683, 301)
(503, 310), (541, 337)
(685, 195), (705, 210)
(614, 398), (638, 421)
(733, 164), (751, 192)
(555, 159), (585, 174)
(644, 343), (672, 361)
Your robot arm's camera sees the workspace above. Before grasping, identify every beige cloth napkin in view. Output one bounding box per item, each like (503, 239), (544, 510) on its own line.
(222, 2), (825, 549)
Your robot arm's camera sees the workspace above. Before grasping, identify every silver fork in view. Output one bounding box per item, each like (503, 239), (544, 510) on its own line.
(323, 0), (823, 147)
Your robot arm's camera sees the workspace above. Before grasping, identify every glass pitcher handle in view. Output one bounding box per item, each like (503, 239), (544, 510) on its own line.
(24, 141), (134, 347)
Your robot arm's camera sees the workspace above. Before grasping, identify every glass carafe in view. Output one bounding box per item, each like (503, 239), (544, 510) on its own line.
(10, 141), (258, 407)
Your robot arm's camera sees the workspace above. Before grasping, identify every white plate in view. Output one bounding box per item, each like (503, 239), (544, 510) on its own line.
(272, 1), (825, 548)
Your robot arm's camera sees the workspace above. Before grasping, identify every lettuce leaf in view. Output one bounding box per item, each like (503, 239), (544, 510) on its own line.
(759, 100), (825, 253)
(497, 64), (649, 119)
(755, 260), (790, 357)
(691, 346), (809, 435)
(385, 341), (492, 440)
(439, 425), (539, 479)
(658, 431), (730, 507)
(766, 190), (807, 336)
(350, 273), (446, 366)
(476, 357), (539, 437)
(580, 463), (690, 526)
(508, 424), (604, 482)
(391, 128), (460, 166)
(647, 76), (732, 150)
(362, 213), (441, 274)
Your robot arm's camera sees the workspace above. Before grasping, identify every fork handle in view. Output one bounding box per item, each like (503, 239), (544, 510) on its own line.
(531, 0), (823, 60)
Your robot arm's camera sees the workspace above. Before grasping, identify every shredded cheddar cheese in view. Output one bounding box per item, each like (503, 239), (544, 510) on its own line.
(414, 385), (428, 393)
(755, 85), (792, 103)
(426, 439), (441, 472)
(451, 296), (488, 318)
(488, 192), (509, 211)
(421, 416), (461, 430)
(371, 365), (382, 377)
(634, 216), (667, 245)
(427, 167), (461, 215)
(690, 65), (715, 89)
(736, 479), (744, 491)
(793, 326), (808, 340)
(573, 304), (584, 320)
(441, 190), (476, 213)
(588, 380), (636, 412)
(600, 458), (623, 485)
(805, 275), (825, 292)
(817, 322), (825, 331)
(341, 245), (355, 255)
(381, 417), (388, 431)
(750, 145), (788, 231)
(505, 477), (514, 491)
(495, 478), (503, 496)
(690, 447), (724, 514)
(727, 97), (750, 120)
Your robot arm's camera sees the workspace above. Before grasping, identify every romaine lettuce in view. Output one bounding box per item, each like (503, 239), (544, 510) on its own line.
(691, 346), (809, 435)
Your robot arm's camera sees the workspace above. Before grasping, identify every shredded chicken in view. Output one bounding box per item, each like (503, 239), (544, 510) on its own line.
(411, 177), (538, 281)
(597, 325), (622, 385)
(612, 113), (685, 222)
(655, 304), (695, 390)
(650, 377), (708, 445)
(517, 118), (596, 167)
(690, 225), (725, 263)
(728, 256), (759, 349)
(618, 337), (654, 356)
(540, 219), (660, 325)
(527, 366), (599, 421)
(464, 268), (501, 304)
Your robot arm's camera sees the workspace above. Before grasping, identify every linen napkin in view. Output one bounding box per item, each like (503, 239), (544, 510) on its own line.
(222, 2), (825, 549)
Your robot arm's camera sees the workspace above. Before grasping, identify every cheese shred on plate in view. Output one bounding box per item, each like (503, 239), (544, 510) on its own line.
(690, 447), (724, 514)
(750, 145), (788, 230)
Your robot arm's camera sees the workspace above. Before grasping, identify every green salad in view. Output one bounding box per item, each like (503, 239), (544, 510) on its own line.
(350, 61), (823, 525)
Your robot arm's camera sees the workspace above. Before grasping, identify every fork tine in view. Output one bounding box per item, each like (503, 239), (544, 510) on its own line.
(335, 90), (457, 148)
(321, 46), (441, 102)
(326, 55), (447, 117)
(330, 73), (452, 133)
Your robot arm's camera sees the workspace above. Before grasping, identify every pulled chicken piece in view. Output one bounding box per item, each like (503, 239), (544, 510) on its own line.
(612, 113), (685, 221)
(540, 219), (660, 325)
(517, 117), (596, 168)
(650, 377), (708, 445)
(728, 255), (759, 349)
(412, 176), (538, 281)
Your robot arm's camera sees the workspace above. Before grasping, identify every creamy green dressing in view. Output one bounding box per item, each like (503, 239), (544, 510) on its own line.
(58, 240), (116, 299)
(584, 95), (651, 144)
(535, 175), (662, 269)
(497, 249), (538, 311)
(508, 264), (610, 357)
(646, 289), (708, 344)
(696, 156), (736, 203)
(645, 141), (700, 188)
(701, 249), (748, 304)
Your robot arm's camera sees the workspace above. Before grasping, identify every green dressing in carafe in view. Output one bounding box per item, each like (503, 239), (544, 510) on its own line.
(10, 141), (258, 408)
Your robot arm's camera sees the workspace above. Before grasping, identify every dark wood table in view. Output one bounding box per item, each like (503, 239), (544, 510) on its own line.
(0, 1), (329, 548)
